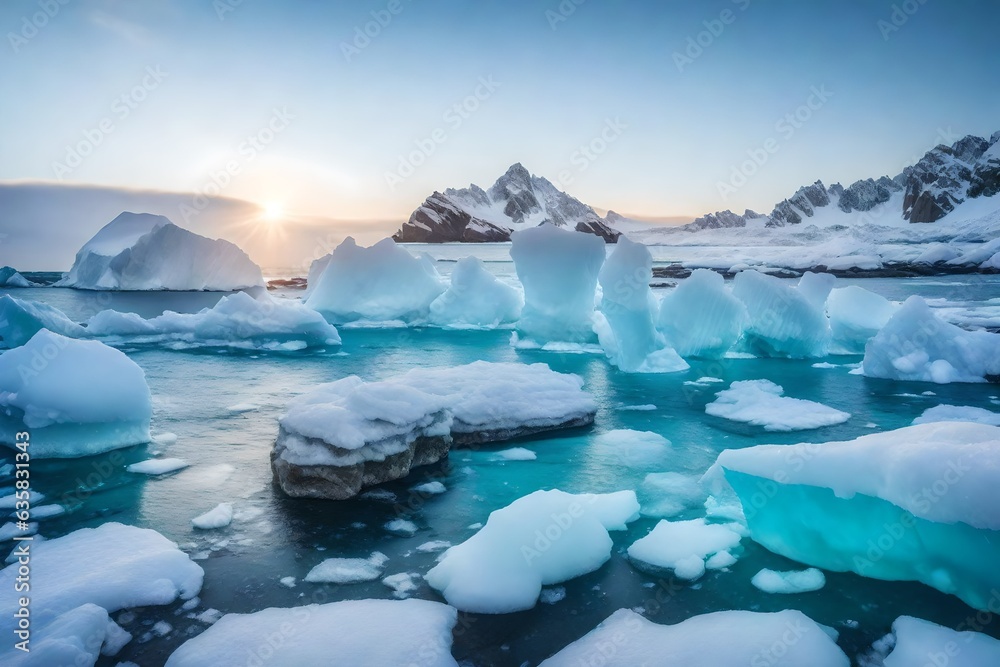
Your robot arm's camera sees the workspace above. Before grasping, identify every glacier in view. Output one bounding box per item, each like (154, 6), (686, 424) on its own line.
(656, 268), (748, 358)
(425, 489), (639, 613)
(56, 212), (264, 291)
(510, 225), (606, 344)
(713, 422), (1000, 610)
(0, 330), (152, 457)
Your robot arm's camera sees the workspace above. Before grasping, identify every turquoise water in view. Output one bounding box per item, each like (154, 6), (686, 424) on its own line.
(3, 276), (1000, 666)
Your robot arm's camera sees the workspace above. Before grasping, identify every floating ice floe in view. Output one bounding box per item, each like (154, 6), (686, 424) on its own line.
(595, 237), (688, 373)
(428, 257), (522, 328)
(751, 567), (826, 594)
(510, 225), (606, 344)
(87, 291), (341, 350)
(56, 212), (264, 291)
(0, 523), (203, 637)
(705, 380), (850, 431)
(864, 615), (1000, 667)
(0, 603), (132, 667)
(638, 472), (705, 518)
(539, 608), (848, 666)
(127, 458), (189, 475)
(0, 294), (85, 348)
(272, 361), (596, 499)
(862, 296), (1000, 383)
(165, 599), (459, 667)
(657, 269), (748, 358)
(0, 330), (152, 457)
(0, 266), (35, 288)
(732, 270), (831, 358)
(712, 422), (1000, 610)
(425, 489), (639, 613)
(913, 404), (1000, 426)
(494, 447), (537, 461)
(192, 503), (234, 529)
(591, 429), (671, 468)
(304, 552), (388, 584)
(826, 285), (898, 354)
(305, 237), (446, 323)
(627, 518), (743, 580)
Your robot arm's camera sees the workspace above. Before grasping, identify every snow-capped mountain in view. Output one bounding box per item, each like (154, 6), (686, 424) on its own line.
(681, 132), (1000, 231)
(393, 163), (621, 243)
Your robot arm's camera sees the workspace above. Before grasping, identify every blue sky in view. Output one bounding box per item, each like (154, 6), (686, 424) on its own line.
(1, 0), (998, 230)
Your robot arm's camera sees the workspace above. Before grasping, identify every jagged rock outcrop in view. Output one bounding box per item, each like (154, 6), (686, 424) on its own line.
(768, 181), (831, 226)
(836, 176), (903, 213)
(683, 209), (764, 231)
(898, 136), (991, 223)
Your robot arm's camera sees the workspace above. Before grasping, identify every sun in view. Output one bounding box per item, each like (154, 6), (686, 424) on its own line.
(261, 202), (285, 222)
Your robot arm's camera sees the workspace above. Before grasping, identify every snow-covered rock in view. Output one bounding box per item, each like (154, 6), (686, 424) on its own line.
(705, 380), (850, 431)
(428, 257), (522, 328)
(596, 237), (688, 373)
(657, 269), (747, 358)
(732, 270), (830, 357)
(866, 615), (1000, 667)
(0, 330), (152, 457)
(627, 518), (743, 580)
(88, 291), (340, 350)
(0, 523), (203, 637)
(0, 266), (35, 288)
(426, 489), (639, 613)
(393, 163), (619, 243)
(165, 599), (459, 667)
(826, 285), (897, 353)
(0, 294), (86, 348)
(305, 237), (445, 323)
(511, 225), (606, 344)
(57, 212), (264, 291)
(713, 422), (1000, 610)
(539, 608), (848, 666)
(272, 362), (596, 499)
(862, 296), (1000, 383)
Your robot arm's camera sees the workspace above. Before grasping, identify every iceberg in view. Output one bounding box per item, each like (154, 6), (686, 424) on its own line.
(0, 330), (152, 457)
(713, 422), (1000, 610)
(732, 269), (830, 357)
(510, 225), (606, 344)
(165, 599), (459, 667)
(627, 518), (743, 580)
(705, 380), (851, 431)
(428, 257), (522, 328)
(305, 237), (446, 323)
(0, 294), (86, 348)
(596, 237), (688, 372)
(539, 608), (848, 666)
(656, 269), (748, 358)
(88, 291), (340, 350)
(425, 489), (639, 613)
(866, 615), (1000, 667)
(272, 361), (597, 499)
(862, 296), (1000, 383)
(826, 285), (897, 354)
(0, 266), (35, 288)
(0, 523), (203, 637)
(57, 212), (264, 291)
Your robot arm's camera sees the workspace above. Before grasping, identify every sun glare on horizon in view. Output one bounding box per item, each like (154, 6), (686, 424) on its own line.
(261, 202), (285, 222)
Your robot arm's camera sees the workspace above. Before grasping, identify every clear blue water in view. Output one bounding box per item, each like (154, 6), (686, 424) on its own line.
(3, 271), (1000, 666)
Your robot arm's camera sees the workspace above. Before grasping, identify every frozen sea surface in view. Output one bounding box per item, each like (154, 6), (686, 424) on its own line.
(3, 271), (1000, 666)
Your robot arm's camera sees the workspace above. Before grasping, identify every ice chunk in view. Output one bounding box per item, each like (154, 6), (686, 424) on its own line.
(88, 291), (340, 349)
(870, 616), (1000, 667)
(411, 481), (447, 495)
(384, 519), (418, 536)
(826, 285), (897, 353)
(382, 572), (421, 598)
(913, 404), (1000, 426)
(425, 489), (639, 613)
(539, 608), (848, 666)
(732, 269), (830, 357)
(192, 503), (234, 529)
(273, 362), (596, 499)
(638, 472), (704, 518)
(511, 225), (606, 344)
(596, 237), (689, 373)
(494, 447), (537, 461)
(127, 458), (189, 475)
(0, 523), (203, 635)
(657, 270), (747, 358)
(305, 237), (446, 323)
(714, 422), (1000, 610)
(627, 518), (743, 580)
(0, 604), (129, 667)
(751, 568), (826, 594)
(429, 257), (522, 328)
(165, 599), (458, 667)
(57, 212), (264, 291)
(705, 380), (850, 431)
(0, 330), (152, 457)
(304, 552), (388, 584)
(0, 295), (86, 348)
(0, 266), (35, 288)
(591, 429), (670, 468)
(863, 296), (1000, 383)
(539, 586), (566, 604)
